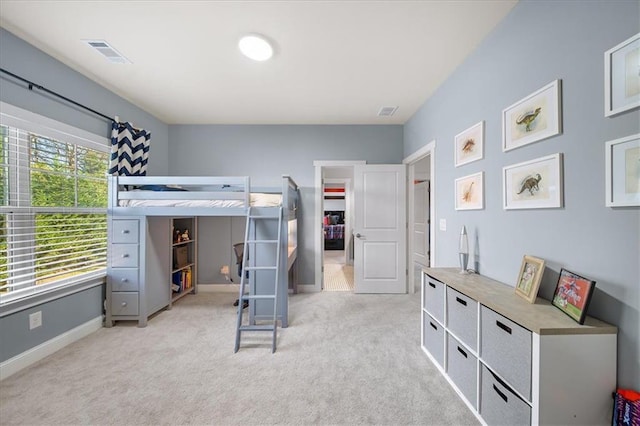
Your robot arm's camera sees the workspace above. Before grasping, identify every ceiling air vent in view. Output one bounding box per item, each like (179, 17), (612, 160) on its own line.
(377, 106), (398, 117)
(83, 40), (130, 64)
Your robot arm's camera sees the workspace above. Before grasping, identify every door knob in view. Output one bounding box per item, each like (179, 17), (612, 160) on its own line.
(355, 233), (362, 238)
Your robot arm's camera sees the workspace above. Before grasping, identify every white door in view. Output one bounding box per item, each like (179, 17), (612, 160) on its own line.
(413, 180), (430, 267)
(353, 164), (406, 293)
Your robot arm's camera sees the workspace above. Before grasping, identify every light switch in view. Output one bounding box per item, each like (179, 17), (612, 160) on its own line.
(439, 219), (446, 231)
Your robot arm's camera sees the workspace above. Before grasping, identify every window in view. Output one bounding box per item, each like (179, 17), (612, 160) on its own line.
(0, 103), (109, 303)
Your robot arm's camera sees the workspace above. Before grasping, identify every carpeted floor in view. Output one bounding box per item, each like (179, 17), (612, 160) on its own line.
(0, 291), (478, 426)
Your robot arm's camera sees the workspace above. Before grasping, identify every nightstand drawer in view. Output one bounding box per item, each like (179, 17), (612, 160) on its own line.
(447, 287), (478, 350)
(108, 268), (139, 292)
(110, 244), (139, 268)
(111, 220), (139, 244)
(423, 274), (445, 324)
(480, 306), (532, 400)
(111, 292), (139, 316)
(423, 314), (445, 368)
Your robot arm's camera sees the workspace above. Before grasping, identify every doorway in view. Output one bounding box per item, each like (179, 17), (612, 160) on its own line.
(312, 161), (365, 293)
(312, 161), (407, 294)
(404, 140), (436, 294)
(323, 178), (353, 292)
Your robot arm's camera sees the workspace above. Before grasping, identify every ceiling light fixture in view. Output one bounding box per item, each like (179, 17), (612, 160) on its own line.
(238, 34), (273, 61)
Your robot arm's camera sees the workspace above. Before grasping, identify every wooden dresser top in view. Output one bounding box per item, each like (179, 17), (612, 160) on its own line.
(424, 267), (617, 335)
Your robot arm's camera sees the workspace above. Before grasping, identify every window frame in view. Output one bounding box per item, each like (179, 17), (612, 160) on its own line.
(0, 102), (109, 312)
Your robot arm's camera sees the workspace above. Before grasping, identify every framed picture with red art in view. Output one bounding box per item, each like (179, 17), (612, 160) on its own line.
(551, 268), (596, 324)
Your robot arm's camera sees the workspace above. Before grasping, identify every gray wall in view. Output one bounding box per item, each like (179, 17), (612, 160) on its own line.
(0, 286), (103, 361)
(168, 124), (404, 285)
(0, 27), (170, 363)
(404, 1), (640, 389)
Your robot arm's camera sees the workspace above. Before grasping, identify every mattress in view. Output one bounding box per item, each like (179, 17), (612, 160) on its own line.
(118, 192), (282, 208)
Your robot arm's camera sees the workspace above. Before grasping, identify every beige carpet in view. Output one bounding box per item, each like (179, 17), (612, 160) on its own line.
(0, 291), (478, 426)
(323, 250), (354, 292)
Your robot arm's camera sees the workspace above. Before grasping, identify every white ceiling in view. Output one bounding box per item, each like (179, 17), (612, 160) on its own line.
(0, 1), (517, 125)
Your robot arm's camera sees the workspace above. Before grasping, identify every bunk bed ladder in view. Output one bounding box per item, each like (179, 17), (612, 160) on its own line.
(234, 206), (283, 353)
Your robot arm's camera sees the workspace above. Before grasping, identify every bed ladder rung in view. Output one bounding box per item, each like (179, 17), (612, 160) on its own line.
(241, 294), (276, 300)
(234, 206), (283, 354)
(246, 239), (278, 244)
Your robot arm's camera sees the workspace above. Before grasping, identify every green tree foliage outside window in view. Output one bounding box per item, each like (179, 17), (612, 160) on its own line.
(0, 128), (108, 293)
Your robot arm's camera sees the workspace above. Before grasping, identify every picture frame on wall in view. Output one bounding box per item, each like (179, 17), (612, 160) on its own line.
(503, 153), (563, 210)
(514, 255), (545, 303)
(605, 32), (640, 117)
(502, 80), (562, 152)
(454, 171), (484, 210)
(454, 121), (484, 167)
(552, 268), (596, 325)
(605, 133), (640, 207)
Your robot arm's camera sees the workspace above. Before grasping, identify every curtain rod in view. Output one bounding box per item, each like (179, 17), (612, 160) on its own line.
(0, 67), (116, 123)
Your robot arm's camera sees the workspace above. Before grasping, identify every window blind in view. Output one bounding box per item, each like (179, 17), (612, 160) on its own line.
(0, 104), (109, 302)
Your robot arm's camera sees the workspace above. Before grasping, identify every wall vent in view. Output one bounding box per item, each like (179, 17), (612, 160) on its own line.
(377, 106), (398, 117)
(83, 40), (130, 64)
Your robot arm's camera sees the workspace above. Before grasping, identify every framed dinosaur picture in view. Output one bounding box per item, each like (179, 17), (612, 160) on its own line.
(605, 133), (640, 207)
(503, 153), (563, 210)
(455, 171), (484, 210)
(605, 32), (640, 117)
(454, 121), (484, 167)
(502, 80), (562, 152)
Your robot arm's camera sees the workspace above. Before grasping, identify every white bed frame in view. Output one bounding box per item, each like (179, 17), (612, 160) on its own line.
(106, 175), (299, 328)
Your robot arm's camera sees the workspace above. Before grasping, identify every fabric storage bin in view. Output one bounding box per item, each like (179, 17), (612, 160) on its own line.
(480, 305), (532, 400)
(480, 364), (531, 426)
(447, 333), (477, 409)
(423, 314), (445, 368)
(446, 287), (478, 350)
(423, 275), (445, 324)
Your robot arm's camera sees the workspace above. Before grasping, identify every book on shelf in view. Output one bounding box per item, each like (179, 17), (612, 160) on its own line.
(172, 267), (192, 293)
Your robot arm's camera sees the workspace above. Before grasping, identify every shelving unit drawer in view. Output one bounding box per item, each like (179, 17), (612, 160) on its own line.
(446, 333), (477, 409)
(480, 364), (531, 426)
(480, 306), (532, 399)
(111, 293), (139, 316)
(110, 244), (139, 268)
(446, 287), (478, 350)
(111, 220), (139, 244)
(108, 268), (139, 292)
(423, 274), (445, 324)
(423, 314), (445, 368)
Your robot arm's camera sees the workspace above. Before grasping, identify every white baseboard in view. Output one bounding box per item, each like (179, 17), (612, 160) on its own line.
(0, 316), (103, 381)
(297, 284), (319, 293)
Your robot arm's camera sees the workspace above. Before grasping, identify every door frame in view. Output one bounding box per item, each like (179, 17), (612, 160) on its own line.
(403, 140), (436, 294)
(309, 160), (366, 293)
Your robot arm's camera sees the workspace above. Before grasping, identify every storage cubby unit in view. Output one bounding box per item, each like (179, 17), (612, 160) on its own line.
(421, 268), (617, 426)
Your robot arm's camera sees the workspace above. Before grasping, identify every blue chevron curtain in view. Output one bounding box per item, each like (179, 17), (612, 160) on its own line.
(108, 121), (151, 176)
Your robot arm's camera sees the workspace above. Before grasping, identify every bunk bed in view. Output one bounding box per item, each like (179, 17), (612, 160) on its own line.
(106, 175), (299, 328)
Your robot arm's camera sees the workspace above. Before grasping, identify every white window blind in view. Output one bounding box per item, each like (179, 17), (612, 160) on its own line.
(0, 103), (109, 303)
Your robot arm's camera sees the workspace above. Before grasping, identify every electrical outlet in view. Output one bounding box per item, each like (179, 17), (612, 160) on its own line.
(29, 311), (42, 330)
